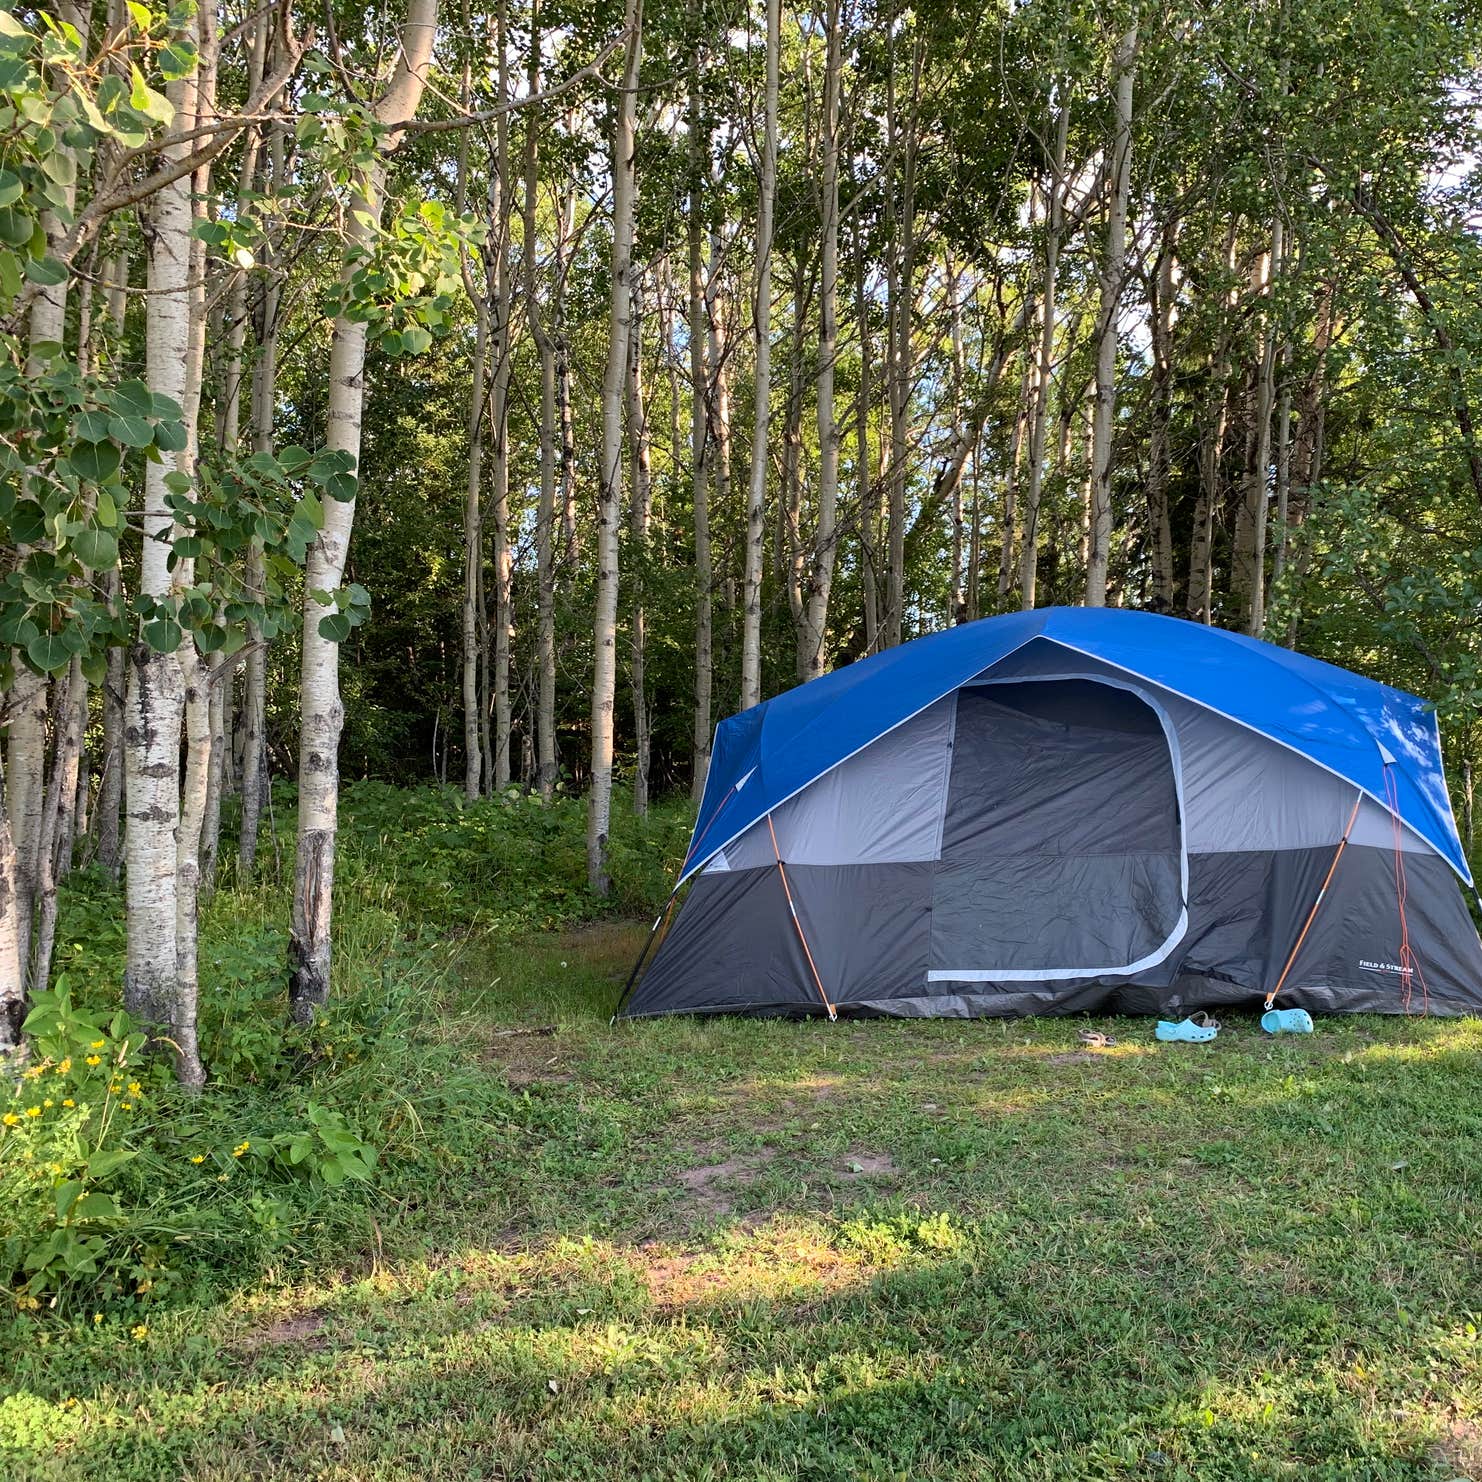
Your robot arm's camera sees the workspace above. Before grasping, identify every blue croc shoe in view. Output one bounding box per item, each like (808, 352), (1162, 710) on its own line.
(1155, 1012), (1220, 1043)
(1261, 1007), (1314, 1034)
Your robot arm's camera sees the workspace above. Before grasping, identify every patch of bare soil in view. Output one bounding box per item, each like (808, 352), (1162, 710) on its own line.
(1433, 1415), (1482, 1479)
(675, 1149), (776, 1216)
(1046, 1051), (1103, 1066)
(839, 1151), (896, 1180)
(481, 1027), (573, 1088)
(237, 1309), (329, 1352)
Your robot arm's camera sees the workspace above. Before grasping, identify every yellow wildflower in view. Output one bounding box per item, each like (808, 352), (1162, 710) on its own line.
(24, 1106), (40, 1118)
(84, 1055), (100, 1068)
(89, 1040), (104, 1050)
(42, 1099), (52, 1109)
(61, 1099), (74, 1109)
(16, 1295), (39, 1311)
(121, 1102), (134, 1111)
(92, 1312), (103, 1325)
(56, 1058), (71, 1074)
(130, 1324), (148, 1341)
(232, 1140), (250, 1157)
(127, 1081), (142, 1096)
(23, 1065), (41, 1080)
(189, 1154), (205, 1164)
(108, 1082), (121, 1095)
(1, 1112), (18, 1127)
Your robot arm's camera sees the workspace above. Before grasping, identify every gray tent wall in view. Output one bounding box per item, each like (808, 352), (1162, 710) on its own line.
(626, 637), (1482, 1019)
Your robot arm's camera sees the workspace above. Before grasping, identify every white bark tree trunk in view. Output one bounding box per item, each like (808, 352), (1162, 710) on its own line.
(1020, 103), (1068, 610)
(1085, 22), (1136, 608)
(124, 31), (205, 1087)
(797, 0), (842, 681)
(739, 0), (780, 711)
(289, 0), (437, 1021)
(688, 80), (712, 802)
(586, 0), (643, 893)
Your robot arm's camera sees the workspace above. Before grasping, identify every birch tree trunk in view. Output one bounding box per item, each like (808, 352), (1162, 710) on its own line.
(739, 0), (780, 711)
(461, 272), (489, 801)
(96, 257), (129, 883)
(122, 17), (206, 1084)
(525, 10), (559, 802)
(627, 277), (653, 814)
(0, 767), (21, 1057)
(239, 65), (284, 878)
(1146, 225), (1177, 610)
(1085, 20), (1136, 608)
(858, 248), (880, 650)
(489, 0), (515, 791)
(1234, 217), (1284, 635)
(586, 0), (643, 894)
(1019, 102), (1067, 610)
(688, 76), (713, 801)
(290, 0), (437, 1022)
(797, 0), (842, 681)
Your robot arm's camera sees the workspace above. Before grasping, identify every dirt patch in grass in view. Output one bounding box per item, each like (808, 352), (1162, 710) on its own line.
(675, 1149), (776, 1216)
(839, 1151), (897, 1180)
(237, 1309), (330, 1352)
(480, 1027), (574, 1088)
(1046, 1051), (1104, 1066)
(1432, 1415), (1482, 1478)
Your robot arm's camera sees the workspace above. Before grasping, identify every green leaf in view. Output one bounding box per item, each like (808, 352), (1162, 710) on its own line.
(153, 418), (187, 453)
(0, 207), (33, 246)
(22, 255), (68, 287)
(54, 1181), (84, 1222)
(95, 488), (119, 528)
(108, 414), (154, 448)
(110, 379), (154, 417)
(72, 1191), (120, 1221)
(26, 630), (73, 673)
(68, 440), (121, 483)
(158, 40), (197, 80)
(141, 616), (182, 652)
(128, 64), (173, 124)
(86, 1149), (137, 1179)
(325, 471), (357, 503)
(71, 526), (118, 570)
(0, 170), (23, 208)
(318, 612), (352, 643)
(8, 500), (46, 545)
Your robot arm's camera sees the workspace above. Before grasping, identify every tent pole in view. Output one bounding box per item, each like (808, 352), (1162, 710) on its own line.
(1264, 792), (1363, 1010)
(611, 887), (681, 1023)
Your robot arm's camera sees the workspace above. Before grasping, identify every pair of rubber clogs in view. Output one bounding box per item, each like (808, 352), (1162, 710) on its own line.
(1154, 1008), (1314, 1042)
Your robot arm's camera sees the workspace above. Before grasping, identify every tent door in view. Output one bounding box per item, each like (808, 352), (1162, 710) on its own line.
(927, 676), (1188, 983)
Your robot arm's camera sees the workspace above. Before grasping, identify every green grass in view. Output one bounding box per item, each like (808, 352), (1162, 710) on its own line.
(6, 916), (1482, 1479)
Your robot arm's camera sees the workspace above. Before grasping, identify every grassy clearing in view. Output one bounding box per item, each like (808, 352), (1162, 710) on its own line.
(5, 905), (1482, 1480)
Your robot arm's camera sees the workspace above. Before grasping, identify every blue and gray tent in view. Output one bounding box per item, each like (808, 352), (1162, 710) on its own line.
(620, 608), (1482, 1020)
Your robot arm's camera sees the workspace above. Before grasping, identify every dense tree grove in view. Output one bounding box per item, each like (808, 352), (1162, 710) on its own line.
(4, 0), (1482, 1078)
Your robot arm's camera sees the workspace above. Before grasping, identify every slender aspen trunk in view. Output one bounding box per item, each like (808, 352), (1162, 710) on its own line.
(998, 361), (1030, 603)
(627, 277), (653, 814)
(1146, 225), (1176, 610)
(858, 249), (880, 650)
(0, 771), (21, 1057)
(239, 63), (283, 878)
(124, 26), (204, 1086)
(1020, 103), (1067, 610)
(882, 39), (921, 646)
(30, 660), (86, 995)
(739, 0), (780, 710)
(1235, 217), (1284, 636)
(524, 11), (558, 801)
(455, 38), (486, 803)
(798, 0), (842, 681)
(586, 0), (643, 893)
(1085, 21), (1136, 607)
(290, 0), (437, 1022)
(489, 0), (515, 791)
(1187, 226), (1239, 623)
(461, 294), (489, 800)
(782, 269), (806, 634)
(1271, 340), (1294, 593)
(947, 257), (966, 622)
(96, 242), (127, 877)
(688, 78), (713, 800)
